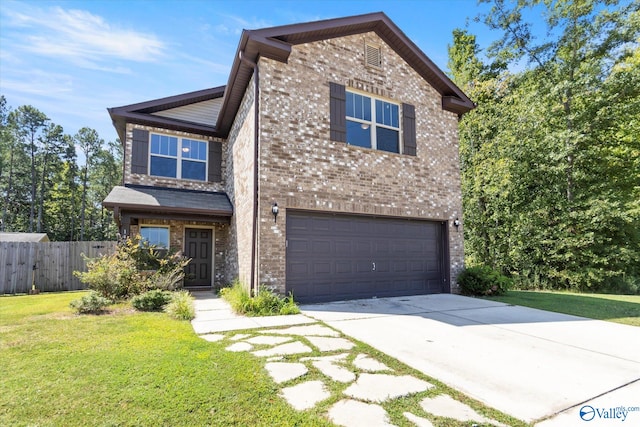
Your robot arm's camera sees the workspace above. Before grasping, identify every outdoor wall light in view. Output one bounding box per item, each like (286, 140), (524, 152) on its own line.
(271, 202), (279, 223)
(453, 218), (461, 231)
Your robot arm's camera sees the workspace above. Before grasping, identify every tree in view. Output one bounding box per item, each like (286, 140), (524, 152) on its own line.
(454, 0), (640, 292)
(37, 123), (66, 232)
(74, 127), (103, 241)
(9, 105), (49, 232)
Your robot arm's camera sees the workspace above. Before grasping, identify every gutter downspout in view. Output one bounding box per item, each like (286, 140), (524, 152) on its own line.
(239, 50), (260, 296)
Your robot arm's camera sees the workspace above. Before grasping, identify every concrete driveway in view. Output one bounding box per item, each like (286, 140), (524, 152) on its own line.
(300, 294), (640, 425)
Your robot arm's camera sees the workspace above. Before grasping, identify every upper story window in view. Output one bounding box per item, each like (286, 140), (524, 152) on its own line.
(329, 83), (416, 156)
(346, 91), (400, 154)
(149, 133), (207, 181)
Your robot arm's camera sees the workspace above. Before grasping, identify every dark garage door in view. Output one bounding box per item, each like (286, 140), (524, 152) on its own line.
(286, 211), (447, 303)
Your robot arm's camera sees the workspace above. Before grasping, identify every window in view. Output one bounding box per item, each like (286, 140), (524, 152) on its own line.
(140, 226), (169, 249)
(149, 133), (207, 181)
(346, 91), (400, 153)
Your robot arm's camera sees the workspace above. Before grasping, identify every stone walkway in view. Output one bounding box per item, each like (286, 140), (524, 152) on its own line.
(191, 292), (509, 427)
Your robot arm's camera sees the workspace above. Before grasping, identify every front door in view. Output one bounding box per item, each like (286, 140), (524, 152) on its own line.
(184, 228), (212, 287)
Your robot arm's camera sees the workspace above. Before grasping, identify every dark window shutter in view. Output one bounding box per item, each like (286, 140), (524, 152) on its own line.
(329, 82), (346, 142)
(208, 141), (222, 182)
(402, 103), (416, 156)
(131, 129), (149, 174)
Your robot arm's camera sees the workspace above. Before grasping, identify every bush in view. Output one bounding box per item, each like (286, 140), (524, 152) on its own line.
(131, 289), (172, 311)
(457, 265), (512, 297)
(69, 291), (112, 314)
(165, 290), (195, 320)
(220, 280), (300, 316)
(74, 235), (190, 300)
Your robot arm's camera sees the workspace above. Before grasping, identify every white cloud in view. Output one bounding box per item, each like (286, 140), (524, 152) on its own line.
(2, 5), (166, 68)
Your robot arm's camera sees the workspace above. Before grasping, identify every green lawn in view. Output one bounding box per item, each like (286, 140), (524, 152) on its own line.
(0, 292), (332, 427)
(1, 292), (526, 427)
(487, 290), (640, 326)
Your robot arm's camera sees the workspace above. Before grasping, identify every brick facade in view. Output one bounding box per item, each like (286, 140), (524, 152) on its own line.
(123, 123), (226, 192)
(254, 32), (464, 293)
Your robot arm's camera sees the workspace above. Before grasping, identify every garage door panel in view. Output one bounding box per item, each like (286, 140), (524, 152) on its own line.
(286, 212), (446, 303)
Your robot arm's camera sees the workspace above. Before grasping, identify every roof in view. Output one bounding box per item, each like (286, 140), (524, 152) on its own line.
(217, 12), (475, 135)
(102, 185), (233, 217)
(108, 12), (474, 140)
(0, 232), (50, 242)
(108, 86), (225, 143)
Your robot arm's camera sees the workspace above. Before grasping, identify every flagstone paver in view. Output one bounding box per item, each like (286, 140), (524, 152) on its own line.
(403, 412), (435, 427)
(200, 333), (225, 342)
(259, 324), (340, 337)
(280, 380), (330, 410)
(306, 336), (355, 352)
(343, 373), (433, 402)
(265, 362), (308, 384)
(419, 395), (507, 427)
(245, 335), (292, 345)
(353, 353), (391, 372)
(312, 360), (356, 383)
(328, 399), (396, 427)
(226, 342), (253, 352)
(252, 341), (313, 357)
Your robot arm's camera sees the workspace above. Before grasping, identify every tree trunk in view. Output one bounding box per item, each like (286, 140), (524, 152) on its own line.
(1, 145), (14, 231)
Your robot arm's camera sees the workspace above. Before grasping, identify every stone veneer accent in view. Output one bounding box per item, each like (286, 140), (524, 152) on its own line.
(254, 32), (464, 293)
(123, 123), (226, 192)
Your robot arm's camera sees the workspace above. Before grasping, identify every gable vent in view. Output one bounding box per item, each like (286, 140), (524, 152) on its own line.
(365, 43), (381, 68)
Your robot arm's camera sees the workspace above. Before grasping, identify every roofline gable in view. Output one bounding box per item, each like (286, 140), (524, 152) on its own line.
(108, 86), (225, 142)
(215, 12), (475, 135)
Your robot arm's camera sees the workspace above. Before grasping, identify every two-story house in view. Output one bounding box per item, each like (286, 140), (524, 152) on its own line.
(103, 12), (474, 303)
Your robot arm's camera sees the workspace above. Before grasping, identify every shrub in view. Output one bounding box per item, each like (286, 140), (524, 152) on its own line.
(457, 265), (512, 297)
(69, 291), (112, 314)
(74, 235), (191, 300)
(220, 280), (300, 316)
(165, 290), (195, 320)
(131, 289), (172, 311)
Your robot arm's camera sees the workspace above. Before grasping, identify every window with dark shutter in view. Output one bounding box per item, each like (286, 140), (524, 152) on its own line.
(131, 129), (149, 174)
(208, 141), (222, 182)
(329, 82), (346, 142)
(402, 103), (416, 156)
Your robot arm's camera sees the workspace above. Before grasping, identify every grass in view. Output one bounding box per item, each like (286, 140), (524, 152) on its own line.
(220, 281), (300, 316)
(0, 292), (331, 427)
(0, 291), (527, 427)
(487, 290), (640, 326)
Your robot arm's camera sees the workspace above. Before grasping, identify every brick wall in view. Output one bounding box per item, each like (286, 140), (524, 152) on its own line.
(123, 123), (226, 192)
(223, 75), (257, 289)
(130, 218), (228, 287)
(255, 32), (465, 293)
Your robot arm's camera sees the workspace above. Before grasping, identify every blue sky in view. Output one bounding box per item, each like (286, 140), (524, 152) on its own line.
(1, 0), (499, 145)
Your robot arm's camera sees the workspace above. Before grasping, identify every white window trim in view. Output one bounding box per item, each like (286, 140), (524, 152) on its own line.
(149, 133), (208, 181)
(346, 89), (402, 153)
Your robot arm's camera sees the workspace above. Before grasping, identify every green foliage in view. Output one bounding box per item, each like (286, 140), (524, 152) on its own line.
(69, 291), (112, 314)
(451, 1), (640, 293)
(131, 289), (172, 311)
(457, 266), (512, 296)
(220, 280), (300, 316)
(164, 290), (195, 320)
(74, 235), (191, 300)
(0, 96), (121, 240)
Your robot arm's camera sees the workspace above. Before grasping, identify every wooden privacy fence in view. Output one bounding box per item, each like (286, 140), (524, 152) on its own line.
(0, 241), (117, 294)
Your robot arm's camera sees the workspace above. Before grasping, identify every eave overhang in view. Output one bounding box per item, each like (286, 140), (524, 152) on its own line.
(215, 11), (475, 135)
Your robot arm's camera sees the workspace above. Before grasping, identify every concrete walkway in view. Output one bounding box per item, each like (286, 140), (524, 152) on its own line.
(190, 291), (511, 426)
(190, 291), (640, 426)
(300, 294), (640, 426)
